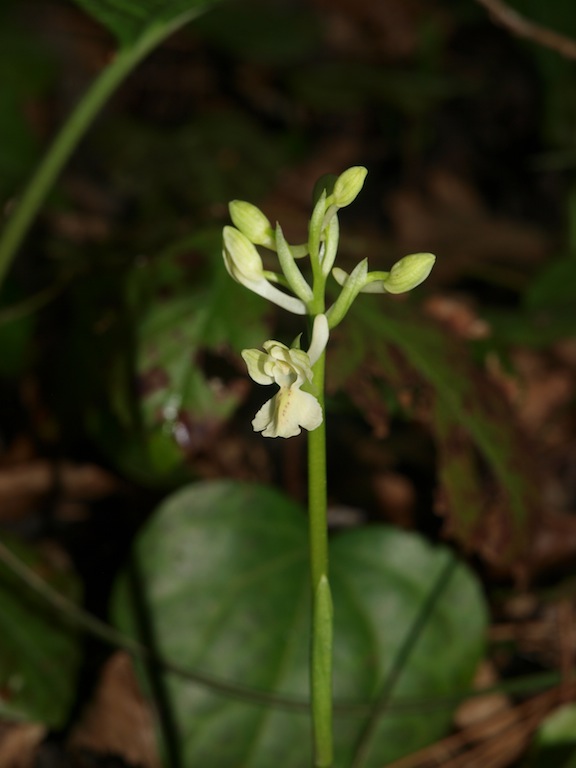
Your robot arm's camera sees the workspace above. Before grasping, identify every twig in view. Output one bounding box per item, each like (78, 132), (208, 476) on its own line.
(475, 0), (576, 61)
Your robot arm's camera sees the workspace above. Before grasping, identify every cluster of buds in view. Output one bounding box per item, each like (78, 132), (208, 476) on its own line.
(222, 167), (435, 438)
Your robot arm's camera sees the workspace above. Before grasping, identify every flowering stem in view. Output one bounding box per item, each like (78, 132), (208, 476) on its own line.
(307, 348), (333, 767)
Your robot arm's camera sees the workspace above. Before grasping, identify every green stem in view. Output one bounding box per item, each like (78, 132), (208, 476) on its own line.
(308, 349), (333, 767)
(0, 11), (201, 290)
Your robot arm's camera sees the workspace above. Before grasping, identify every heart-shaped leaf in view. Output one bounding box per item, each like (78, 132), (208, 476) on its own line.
(112, 480), (486, 767)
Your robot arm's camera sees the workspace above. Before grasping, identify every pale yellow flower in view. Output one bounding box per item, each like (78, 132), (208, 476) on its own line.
(242, 315), (329, 438)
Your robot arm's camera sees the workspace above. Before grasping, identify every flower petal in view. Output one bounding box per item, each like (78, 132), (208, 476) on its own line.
(252, 387), (323, 438)
(246, 278), (308, 315)
(241, 349), (275, 385)
(307, 314), (329, 365)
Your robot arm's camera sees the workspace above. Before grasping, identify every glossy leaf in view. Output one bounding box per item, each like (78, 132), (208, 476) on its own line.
(112, 480), (486, 767)
(0, 537), (81, 726)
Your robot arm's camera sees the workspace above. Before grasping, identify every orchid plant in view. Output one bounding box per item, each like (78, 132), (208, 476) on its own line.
(222, 167), (435, 768)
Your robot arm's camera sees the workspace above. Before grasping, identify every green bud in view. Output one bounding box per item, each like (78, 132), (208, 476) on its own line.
(222, 226), (264, 284)
(229, 200), (275, 249)
(222, 226), (307, 314)
(333, 166), (367, 208)
(381, 253), (435, 294)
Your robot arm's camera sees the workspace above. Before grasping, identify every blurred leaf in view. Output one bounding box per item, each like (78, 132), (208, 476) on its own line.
(0, 8), (55, 197)
(487, 306), (576, 347)
(95, 111), (298, 243)
(525, 256), (576, 310)
(0, 91), (40, 199)
(0, 288), (36, 377)
(512, 1), (576, 143)
(71, 0), (222, 46)
(112, 480), (486, 767)
(195, 0), (321, 64)
(86, 231), (267, 484)
(333, 299), (540, 558)
(525, 703), (576, 768)
(485, 254), (576, 347)
(289, 62), (458, 114)
(0, 537), (81, 726)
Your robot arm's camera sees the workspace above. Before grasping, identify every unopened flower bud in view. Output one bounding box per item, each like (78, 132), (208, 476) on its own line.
(222, 226), (307, 314)
(333, 166), (367, 208)
(229, 200), (275, 249)
(381, 253), (436, 294)
(222, 226), (264, 284)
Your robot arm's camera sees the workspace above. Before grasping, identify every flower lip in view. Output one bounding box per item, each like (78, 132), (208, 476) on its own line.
(252, 386), (322, 438)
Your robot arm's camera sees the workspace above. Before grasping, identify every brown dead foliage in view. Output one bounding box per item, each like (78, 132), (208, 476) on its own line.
(69, 653), (161, 768)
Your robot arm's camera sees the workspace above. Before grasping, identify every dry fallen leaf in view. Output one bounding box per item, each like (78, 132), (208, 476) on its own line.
(0, 722), (45, 768)
(69, 652), (161, 768)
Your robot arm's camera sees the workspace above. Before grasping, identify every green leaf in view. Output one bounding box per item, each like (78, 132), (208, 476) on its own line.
(0, 6), (55, 197)
(52, 230), (266, 486)
(121, 234), (267, 483)
(487, 306), (576, 347)
(335, 300), (540, 559)
(0, 537), (81, 726)
(194, 0), (321, 64)
(525, 703), (576, 768)
(525, 257), (576, 310)
(0, 286), (36, 377)
(112, 480), (487, 767)
(71, 0), (220, 46)
(289, 62), (458, 114)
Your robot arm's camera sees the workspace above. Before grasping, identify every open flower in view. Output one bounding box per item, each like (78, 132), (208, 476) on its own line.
(241, 315), (329, 438)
